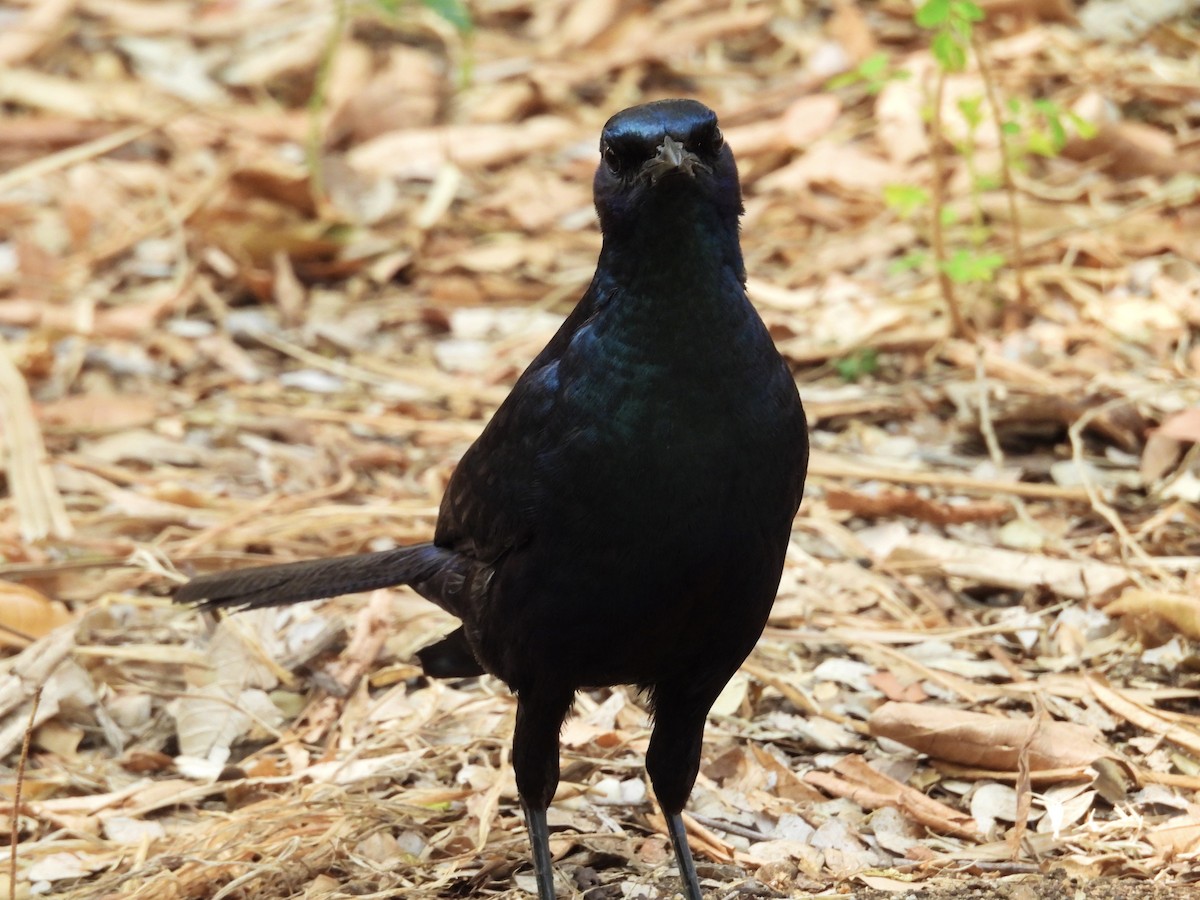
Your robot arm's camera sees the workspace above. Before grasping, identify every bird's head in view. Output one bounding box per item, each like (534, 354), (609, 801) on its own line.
(593, 99), (742, 244)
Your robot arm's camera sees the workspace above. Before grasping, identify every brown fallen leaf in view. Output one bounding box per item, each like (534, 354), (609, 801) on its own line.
(0, 580), (73, 647)
(645, 809), (733, 864)
(869, 701), (1111, 771)
(867, 670), (929, 704)
(826, 487), (1010, 526)
(978, 0), (1075, 23)
(827, 0), (876, 61)
(1140, 430), (1184, 484)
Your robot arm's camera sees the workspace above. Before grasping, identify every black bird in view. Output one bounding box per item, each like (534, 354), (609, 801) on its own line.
(177, 99), (808, 900)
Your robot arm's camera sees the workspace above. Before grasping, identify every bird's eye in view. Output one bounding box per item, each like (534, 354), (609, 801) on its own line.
(602, 144), (621, 173)
(689, 126), (724, 156)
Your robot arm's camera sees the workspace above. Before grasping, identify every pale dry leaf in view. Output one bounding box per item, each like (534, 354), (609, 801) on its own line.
(354, 831), (406, 867)
(869, 702), (1111, 770)
(1104, 588), (1200, 642)
(1162, 470), (1200, 503)
(888, 533), (1131, 600)
(1079, 0), (1194, 40)
(760, 142), (903, 194)
(0, 340), (72, 540)
(970, 782), (1019, 836)
(875, 78), (928, 164)
(347, 117), (575, 180)
(1036, 784), (1096, 836)
(323, 156), (400, 225)
(0, 625), (87, 757)
(327, 45), (443, 143)
(741, 837), (818, 867)
(26, 852), (109, 883)
(117, 36), (227, 105)
(305, 749), (429, 785)
(710, 670), (749, 716)
(556, 0), (622, 49)
(1064, 120), (1191, 179)
(33, 718), (84, 755)
(1088, 676), (1200, 758)
(1144, 811), (1200, 856)
(780, 95), (843, 149)
(1157, 408), (1200, 443)
(812, 657), (878, 694)
(172, 609), (287, 760)
(36, 393), (159, 432)
(805, 755), (978, 838)
(0, 0), (75, 66)
(221, 13), (332, 87)
(79, 429), (202, 466)
(101, 815), (167, 843)
(869, 805), (923, 856)
(855, 873), (925, 892)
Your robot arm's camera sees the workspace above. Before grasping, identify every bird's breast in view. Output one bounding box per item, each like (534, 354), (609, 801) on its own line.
(540, 307), (802, 536)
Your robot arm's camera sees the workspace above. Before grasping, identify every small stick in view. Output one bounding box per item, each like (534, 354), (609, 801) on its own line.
(11, 686), (43, 900)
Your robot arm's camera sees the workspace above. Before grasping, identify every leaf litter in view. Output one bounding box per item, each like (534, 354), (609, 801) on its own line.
(1, 1), (1200, 898)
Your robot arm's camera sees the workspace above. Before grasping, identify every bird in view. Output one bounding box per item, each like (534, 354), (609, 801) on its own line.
(176, 98), (809, 900)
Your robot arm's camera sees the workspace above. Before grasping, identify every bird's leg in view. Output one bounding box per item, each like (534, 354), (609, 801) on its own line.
(523, 800), (555, 900)
(646, 682), (725, 900)
(513, 689), (575, 899)
(665, 810), (703, 900)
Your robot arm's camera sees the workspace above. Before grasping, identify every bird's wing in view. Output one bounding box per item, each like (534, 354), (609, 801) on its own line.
(433, 282), (598, 562)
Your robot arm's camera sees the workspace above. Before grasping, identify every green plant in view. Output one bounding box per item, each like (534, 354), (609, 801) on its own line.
(376, 0), (474, 34)
(916, 0), (984, 72)
(827, 52), (907, 96)
(834, 348), (880, 382)
(306, 0), (474, 205)
(883, 184), (930, 219)
(1004, 97), (1097, 161)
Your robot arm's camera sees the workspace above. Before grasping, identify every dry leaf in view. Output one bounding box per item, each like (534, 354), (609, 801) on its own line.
(1102, 588), (1200, 645)
(805, 754), (978, 839)
(0, 580), (73, 646)
(1157, 408), (1200, 443)
(36, 394), (159, 432)
(826, 487), (1009, 526)
(869, 702), (1110, 771)
(887, 533), (1131, 600)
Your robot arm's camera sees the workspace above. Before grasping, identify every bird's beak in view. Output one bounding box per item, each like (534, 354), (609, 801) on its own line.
(642, 135), (707, 184)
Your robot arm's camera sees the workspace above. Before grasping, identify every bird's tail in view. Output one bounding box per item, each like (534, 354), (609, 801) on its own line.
(175, 543), (461, 613)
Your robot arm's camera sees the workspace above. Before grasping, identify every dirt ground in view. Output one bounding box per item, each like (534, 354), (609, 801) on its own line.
(846, 880), (1197, 900)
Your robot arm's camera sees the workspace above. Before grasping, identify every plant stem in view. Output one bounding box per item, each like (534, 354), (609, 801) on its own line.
(929, 68), (973, 339)
(973, 30), (1029, 329)
(307, 0), (349, 212)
